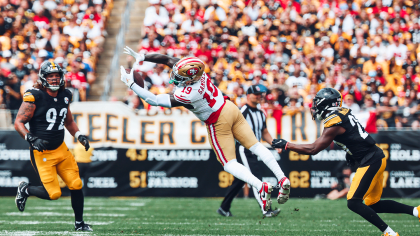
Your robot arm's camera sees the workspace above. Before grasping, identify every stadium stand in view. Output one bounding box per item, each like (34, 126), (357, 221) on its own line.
(0, 0), (113, 123)
(131, 0), (420, 131)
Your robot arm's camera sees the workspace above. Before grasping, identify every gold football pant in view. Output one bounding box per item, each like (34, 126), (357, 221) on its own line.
(347, 158), (387, 205)
(30, 142), (82, 200)
(206, 100), (258, 166)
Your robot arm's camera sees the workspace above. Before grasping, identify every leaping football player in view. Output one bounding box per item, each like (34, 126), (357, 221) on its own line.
(14, 61), (93, 231)
(121, 46), (291, 211)
(271, 88), (420, 236)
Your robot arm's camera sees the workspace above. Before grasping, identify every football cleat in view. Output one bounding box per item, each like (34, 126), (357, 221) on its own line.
(277, 177), (291, 204)
(263, 207), (281, 218)
(259, 182), (273, 211)
(15, 181), (29, 212)
(75, 221), (93, 231)
(217, 207), (234, 217)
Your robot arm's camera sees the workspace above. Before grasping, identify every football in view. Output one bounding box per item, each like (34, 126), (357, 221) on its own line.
(126, 68), (144, 88)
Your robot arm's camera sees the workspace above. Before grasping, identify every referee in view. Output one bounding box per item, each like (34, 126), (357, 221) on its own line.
(217, 85), (281, 218)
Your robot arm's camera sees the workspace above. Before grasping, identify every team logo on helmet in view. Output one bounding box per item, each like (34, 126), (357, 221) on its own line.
(186, 68), (198, 76)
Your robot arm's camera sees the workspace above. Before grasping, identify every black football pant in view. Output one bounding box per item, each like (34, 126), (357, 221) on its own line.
(220, 144), (264, 213)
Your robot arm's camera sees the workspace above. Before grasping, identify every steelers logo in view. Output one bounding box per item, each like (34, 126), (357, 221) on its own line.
(186, 68), (198, 76)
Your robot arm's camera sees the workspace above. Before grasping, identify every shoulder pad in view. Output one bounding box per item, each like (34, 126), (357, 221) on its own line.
(23, 89), (41, 103)
(323, 113), (342, 128)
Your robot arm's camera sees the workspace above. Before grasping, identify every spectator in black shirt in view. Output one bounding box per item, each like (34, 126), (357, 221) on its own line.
(11, 59), (30, 81)
(2, 73), (22, 122)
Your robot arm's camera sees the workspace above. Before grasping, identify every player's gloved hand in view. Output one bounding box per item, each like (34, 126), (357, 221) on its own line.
(78, 135), (90, 151)
(345, 152), (355, 167)
(25, 133), (49, 152)
(123, 46), (145, 63)
(120, 66), (134, 88)
(272, 139), (288, 149)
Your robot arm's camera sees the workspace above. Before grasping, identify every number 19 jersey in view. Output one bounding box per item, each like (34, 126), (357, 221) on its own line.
(173, 73), (225, 124)
(323, 108), (384, 166)
(23, 88), (73, 150)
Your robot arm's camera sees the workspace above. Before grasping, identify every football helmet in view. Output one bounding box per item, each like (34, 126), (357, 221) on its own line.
(170, 57), (205, 86)
(38, 61), (65, 91)
(312, 88), (342, 121)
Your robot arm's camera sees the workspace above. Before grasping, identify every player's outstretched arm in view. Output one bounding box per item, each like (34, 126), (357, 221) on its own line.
(123, 46), (180, 67)
(14, 101), (35, 139)
(64, 108), (90, 151)
(272, 126), (345, 155)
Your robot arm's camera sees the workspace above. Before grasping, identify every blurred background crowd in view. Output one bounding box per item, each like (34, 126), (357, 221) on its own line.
(0, 0), (113, 117)
(124, 0), (420, 132)
(1, 0), (420, 131)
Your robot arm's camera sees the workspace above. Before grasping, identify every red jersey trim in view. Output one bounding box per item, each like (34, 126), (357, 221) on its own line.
(174, 95), (191, 104)
(205, 100), (226, 125)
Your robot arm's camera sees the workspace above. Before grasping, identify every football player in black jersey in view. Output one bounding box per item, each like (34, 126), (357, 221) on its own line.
(272, 88), (420, 236)
(13, 61), (93, 232)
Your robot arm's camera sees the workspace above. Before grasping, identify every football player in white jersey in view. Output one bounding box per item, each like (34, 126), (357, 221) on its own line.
(120, 46), (290, 211)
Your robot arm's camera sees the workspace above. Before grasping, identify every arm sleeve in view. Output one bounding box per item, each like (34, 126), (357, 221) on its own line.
(131, 83), (171, 108)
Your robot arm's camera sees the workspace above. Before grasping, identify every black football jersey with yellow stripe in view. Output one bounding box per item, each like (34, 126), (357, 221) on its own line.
(323, 108), (384, 166)
(23, 88), (72, 150)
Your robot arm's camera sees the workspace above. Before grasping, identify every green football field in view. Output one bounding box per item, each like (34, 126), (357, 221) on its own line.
(0, 197), (419, 235)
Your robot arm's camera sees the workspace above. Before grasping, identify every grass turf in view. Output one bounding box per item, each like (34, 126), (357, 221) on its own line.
(0, 197), (419, 235)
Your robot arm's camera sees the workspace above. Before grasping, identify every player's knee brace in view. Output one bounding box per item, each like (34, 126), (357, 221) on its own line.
(68, 178), (83, 190)
(49, 191), (62, 200)
(347, 199), (363, 212)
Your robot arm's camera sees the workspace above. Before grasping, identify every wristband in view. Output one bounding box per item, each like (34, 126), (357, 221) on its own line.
(75, 131), (81, 139)
(285, 142), (289, 150)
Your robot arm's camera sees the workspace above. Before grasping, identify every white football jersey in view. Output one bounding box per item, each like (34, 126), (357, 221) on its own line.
(173, 73), (225, 123)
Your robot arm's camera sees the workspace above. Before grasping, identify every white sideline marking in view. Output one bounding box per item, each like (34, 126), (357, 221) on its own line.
(0, 231), (142, 236)
(5, 212), (125, 217)
(0, 221), (113, 225)
(129, 202), (145, 206)
(31, 207), (135, 211)
(138, 222), (247, 226)
(47, 201), (147, 206)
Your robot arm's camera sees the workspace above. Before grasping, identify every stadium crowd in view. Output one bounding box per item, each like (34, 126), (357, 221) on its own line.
(129, 0), (420, 132)
(0, 0), (113, 117)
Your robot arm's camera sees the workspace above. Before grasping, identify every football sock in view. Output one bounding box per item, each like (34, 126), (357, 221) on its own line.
(414, 207), (419, 217)
(249, 142), (285, 181)
(27, 186), (51, 200)
(347, 199), (388, 232)
(369, 200), (414, 215)
(71, 189), (84, 222)
(383, 226), (397, 236)
(224, 159), (263, 190)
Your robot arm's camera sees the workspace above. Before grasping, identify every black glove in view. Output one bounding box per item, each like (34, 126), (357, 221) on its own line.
(272, 138), (288, 149)
(345, 152), (355, 167)
(26, 133), (49, 152)
(78, 135), (90, 151)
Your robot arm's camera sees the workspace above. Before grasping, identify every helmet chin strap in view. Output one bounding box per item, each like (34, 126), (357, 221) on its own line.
(49, 86), (60, 91)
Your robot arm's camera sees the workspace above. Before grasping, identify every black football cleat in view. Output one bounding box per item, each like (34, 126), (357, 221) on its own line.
(217, 207), (234, 217)
(263, 207), (281, 218)
(75, 221), (93, 231)
(15, 181), (29, 212)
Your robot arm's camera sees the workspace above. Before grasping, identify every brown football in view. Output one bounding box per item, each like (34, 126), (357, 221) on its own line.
(125, 69), (144, 88)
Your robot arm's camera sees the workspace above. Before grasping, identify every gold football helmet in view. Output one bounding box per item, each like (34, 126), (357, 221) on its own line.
(170, 57), (205, 86)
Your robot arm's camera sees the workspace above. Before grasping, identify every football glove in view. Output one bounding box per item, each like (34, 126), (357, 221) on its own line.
(272, 139), (288, 149)
(345, 152), (355, 167)
(120, 66), (134, 88)
(123, 46), (145, 63)
(78, 135), (90, 151)
(26, 133), (49, 152)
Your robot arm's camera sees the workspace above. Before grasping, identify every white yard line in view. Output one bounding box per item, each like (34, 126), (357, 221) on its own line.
(31, 207), (135, 211)
(5, 212), (125, 217)
(0, 221), (113, 225)
(0, 231), (143, 236)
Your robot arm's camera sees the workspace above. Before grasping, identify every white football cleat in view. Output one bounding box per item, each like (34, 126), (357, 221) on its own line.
(259, 182), (273, 211)
(277, 177), (290, 204)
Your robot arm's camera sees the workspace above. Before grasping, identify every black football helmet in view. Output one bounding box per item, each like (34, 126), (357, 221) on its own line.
(312, 88), (342, 120)
(38, 61), (65, 91)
